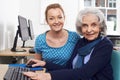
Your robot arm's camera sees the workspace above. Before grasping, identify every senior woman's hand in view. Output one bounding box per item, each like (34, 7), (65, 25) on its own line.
(23, 72), (51, 80)
(26, 59), (46, 67)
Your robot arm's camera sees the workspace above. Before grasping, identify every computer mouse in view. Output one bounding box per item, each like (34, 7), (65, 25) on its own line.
(26, 60), (36, 68)
(26, 65), (33, 68)
(29, 48), (35, 53)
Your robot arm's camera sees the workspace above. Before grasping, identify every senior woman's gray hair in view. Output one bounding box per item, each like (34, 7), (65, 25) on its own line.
(76, 8), (107, 36)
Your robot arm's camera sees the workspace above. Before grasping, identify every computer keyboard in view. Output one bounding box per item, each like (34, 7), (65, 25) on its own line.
(4, 66), (31, 80)
(4, 64), (43, 80)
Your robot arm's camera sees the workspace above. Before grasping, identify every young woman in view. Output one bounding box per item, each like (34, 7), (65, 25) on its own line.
(34, 3), (80, 66)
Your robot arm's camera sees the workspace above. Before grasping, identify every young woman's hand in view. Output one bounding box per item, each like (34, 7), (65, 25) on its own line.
(26, 59), (46, 67)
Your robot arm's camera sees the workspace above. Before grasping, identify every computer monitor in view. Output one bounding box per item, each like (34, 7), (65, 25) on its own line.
(18, 16), (29, 41)
(28, 19), (34, 40)
(22, 19), (35, 48)
(28, 19), (35, 53)
(11, 15), (29, 52)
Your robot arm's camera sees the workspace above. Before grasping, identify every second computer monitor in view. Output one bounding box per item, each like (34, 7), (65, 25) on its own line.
(28, 19), (34, 40)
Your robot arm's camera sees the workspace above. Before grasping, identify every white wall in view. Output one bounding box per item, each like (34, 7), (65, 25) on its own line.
(59, 0), (79, 31)
(116, 1), (120, 33)
(0, 0), (120, 50)
(18, 0), (42, 47)
(0, 0), (19, 50)
(19, 0), (46, 35)
(0, 0), (79, 50)
(39, 0), (79, 31)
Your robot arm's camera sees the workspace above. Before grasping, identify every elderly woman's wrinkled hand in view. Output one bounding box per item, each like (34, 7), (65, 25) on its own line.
(23, 72), (51, 80)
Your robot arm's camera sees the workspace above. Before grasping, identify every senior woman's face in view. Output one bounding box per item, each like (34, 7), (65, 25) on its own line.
(81, 13), (101, 41)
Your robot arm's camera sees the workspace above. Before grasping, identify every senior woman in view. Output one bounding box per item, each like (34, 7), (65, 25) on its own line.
(23, 8), (113, 80)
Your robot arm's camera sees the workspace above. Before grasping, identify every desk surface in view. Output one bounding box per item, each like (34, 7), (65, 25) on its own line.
(0, 64), (8, 80)
(0, 48), (35, 56)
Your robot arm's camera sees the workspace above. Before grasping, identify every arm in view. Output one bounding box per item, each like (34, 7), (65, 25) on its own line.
(26, 58), (67, 71)
(44, 61), (67, 71)
(34, 53), (42, 60)
(34, 34), (44, 60)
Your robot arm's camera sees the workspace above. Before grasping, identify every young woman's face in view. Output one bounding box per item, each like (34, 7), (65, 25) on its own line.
(47, 8), (65, 32)
(81, 13), (101, 41)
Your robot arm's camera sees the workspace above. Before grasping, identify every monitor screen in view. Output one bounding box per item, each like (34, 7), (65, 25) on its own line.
(28, 19), (34, 40)
(18, 15), (29, 41)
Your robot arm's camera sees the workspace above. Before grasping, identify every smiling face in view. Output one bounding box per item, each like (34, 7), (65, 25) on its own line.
(81, 13), (101, 41)
(46, 8), (65, 32)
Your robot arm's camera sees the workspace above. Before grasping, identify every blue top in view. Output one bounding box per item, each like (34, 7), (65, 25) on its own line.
(34, 30), (80, 66)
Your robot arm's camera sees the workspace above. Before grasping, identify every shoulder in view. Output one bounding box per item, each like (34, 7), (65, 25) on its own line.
(35, 32), (46, 42)
(67, 30), (81, 39)
(68, 30), (79, 36)
(99, 37), (113, 46)
(94, 37), (113, 52)
(37, 32), (45, 38)
(67, 30), (81, 44)
(36, 32), (46, 39)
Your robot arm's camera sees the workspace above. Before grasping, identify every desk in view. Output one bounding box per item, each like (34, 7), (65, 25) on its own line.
(0, 48), (35, 63)
(0, 48), (35, 56)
